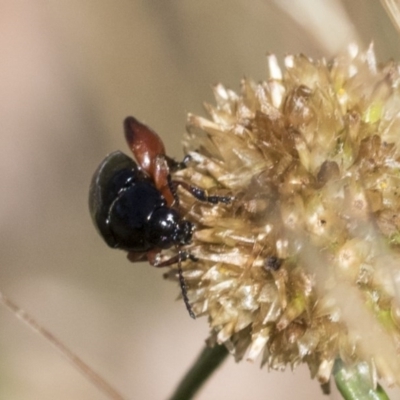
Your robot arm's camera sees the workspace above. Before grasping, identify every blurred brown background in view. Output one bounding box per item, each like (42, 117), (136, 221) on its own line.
(1, 1), (400, 399)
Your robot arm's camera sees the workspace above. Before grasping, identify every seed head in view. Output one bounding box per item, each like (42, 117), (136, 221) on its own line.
(171, 45), (400, 386)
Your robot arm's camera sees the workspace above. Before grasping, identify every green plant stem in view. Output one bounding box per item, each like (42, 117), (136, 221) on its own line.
(334, 359), (390, 400)
(168, 344), (229, 400)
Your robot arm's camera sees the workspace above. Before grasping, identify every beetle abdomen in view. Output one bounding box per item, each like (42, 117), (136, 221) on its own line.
(109, 182), (166, 251)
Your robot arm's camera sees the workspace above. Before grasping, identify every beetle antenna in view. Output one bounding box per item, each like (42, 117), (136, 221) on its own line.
(177, 251), (196, 319)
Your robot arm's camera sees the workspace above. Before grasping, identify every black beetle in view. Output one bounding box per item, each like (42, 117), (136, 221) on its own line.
(89, 150), (193, 253)
(89, 117), (231, 318)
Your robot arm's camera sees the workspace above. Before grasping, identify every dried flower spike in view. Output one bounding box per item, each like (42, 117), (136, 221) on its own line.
(170, 45), (400, 387)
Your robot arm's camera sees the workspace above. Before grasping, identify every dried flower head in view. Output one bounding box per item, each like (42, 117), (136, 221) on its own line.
(169, 45), (400, 386)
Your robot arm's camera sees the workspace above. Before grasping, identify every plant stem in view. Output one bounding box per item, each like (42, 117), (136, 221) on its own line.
(168, 344), (229, 400)
(334, 359), (390, 400)
(0, 291), (127, 400)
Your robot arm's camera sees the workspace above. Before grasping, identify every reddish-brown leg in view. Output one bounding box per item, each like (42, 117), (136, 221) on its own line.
(124, 117), (177, 207)
(153, 155), (175, 207)
(124, 116), (166, 177)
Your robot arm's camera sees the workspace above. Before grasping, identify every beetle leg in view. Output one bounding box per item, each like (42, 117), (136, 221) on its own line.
(153, 155), (176, 207)
(126, 252), (148, 263)
(165, 154), (192, 172)
(124, 116), (166, 177)
(173, 180), (233, 204)
(147, 249), (197, 267)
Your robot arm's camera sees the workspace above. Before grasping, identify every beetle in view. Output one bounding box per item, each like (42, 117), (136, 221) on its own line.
(89, 116), (231, 318)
